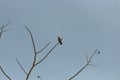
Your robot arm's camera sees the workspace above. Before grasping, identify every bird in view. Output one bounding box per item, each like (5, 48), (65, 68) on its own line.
(58, 36), (62, 45)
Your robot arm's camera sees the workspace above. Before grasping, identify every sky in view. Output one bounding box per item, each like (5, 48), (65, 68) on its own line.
(0, 0), (120, 80)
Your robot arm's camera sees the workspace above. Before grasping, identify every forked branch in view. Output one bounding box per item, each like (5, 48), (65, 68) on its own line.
(35, 42), (59, 66)
(0, 20), (11, 38)
(68, 49), (99, 80)
(16, 26), (62, 80)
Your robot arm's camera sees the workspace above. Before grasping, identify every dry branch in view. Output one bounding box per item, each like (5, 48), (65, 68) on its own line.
(36, 42), (51, 54)
(35, 42), (59, 66)
(0, 66), (12, 80)
(15, 26), (62, 80)
(68, 49), (98, 80)
(15, 58), (27, 75)
(0, 21), (11, 38)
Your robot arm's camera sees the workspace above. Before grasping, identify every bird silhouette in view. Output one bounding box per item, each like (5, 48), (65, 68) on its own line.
(58, 36), (62, 45)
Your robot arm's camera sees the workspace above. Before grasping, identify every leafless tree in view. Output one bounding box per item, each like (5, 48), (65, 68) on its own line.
(0, 26), (100, 80)
(0, 26), (63, 80)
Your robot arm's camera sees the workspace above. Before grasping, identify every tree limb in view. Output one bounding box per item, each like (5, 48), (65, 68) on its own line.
(36, 42), (51, 54)
(35, 42), (59, 66)
(24, 26), (62, 80)
(25, 26), (37, 80)
(15, 57), (27, 75)
(0, 66), (12, 80)
(68, 49), (98, 80)
(25, 26), (37, 55)
(0, 21), (11, 38)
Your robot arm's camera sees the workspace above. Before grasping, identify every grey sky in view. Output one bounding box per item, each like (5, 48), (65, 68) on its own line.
(0, 0), (120, 80)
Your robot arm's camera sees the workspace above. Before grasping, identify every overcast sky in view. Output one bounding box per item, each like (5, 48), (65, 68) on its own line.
(0, 0), (120, 80)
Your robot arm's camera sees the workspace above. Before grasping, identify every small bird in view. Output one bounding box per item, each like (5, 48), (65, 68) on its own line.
(58, 36), (62, 45)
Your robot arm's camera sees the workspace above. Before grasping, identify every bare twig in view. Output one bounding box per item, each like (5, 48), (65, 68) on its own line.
(36, 42), (51, 54)
(0, 21), (11, 38)
(0, 66), (12, 80)
(25, 26), (37, 55)
(15, 57), (27, 75)
(85, 50), (88, 62)
(88, 49), (98, 63)
(88, 64), (96, 67)
(68, 63), (88, 80)
(35, 42), (59, 66)
(68, 49), (98, 80)
(35, 36), (63, 66)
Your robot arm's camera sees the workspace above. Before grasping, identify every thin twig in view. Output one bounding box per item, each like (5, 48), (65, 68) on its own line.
(25, 26), (37, 55)
(68, 63), (88, 80)
(15, 57), (27, 75)
(0, 21), (11, 38)
(2, 22), (11, 28)
(88, 64), (96, 67)
(88, 49), (98, 63)
(36, 42), (51, 54)
(85, 50), (88, 62)
(0, 66), (12, 80)
(68, 49), (98, 80)
(35, 42), (59, 66)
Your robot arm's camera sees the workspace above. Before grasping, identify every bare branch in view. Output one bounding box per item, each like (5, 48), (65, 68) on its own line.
(88, 49), (98, 63)
(88, 64), (96, 67)
(25, 26), (37, 55)
(68, 63), (88, 80)
(0, 21), (11, 38)
(68, 49), (98, 80)
(25, 26), (37, 80)
(36, 42), (51, 54)
(15, 57), (27, 75)
(35, 42), (59, 66)
(85, 50), (88, 62)
(0, 66), (12, 80)
(0, 22), (10, 29)
(15, 26), (62, 80)
(24, 26), (62, 80)
(2, 22), (11, 28)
